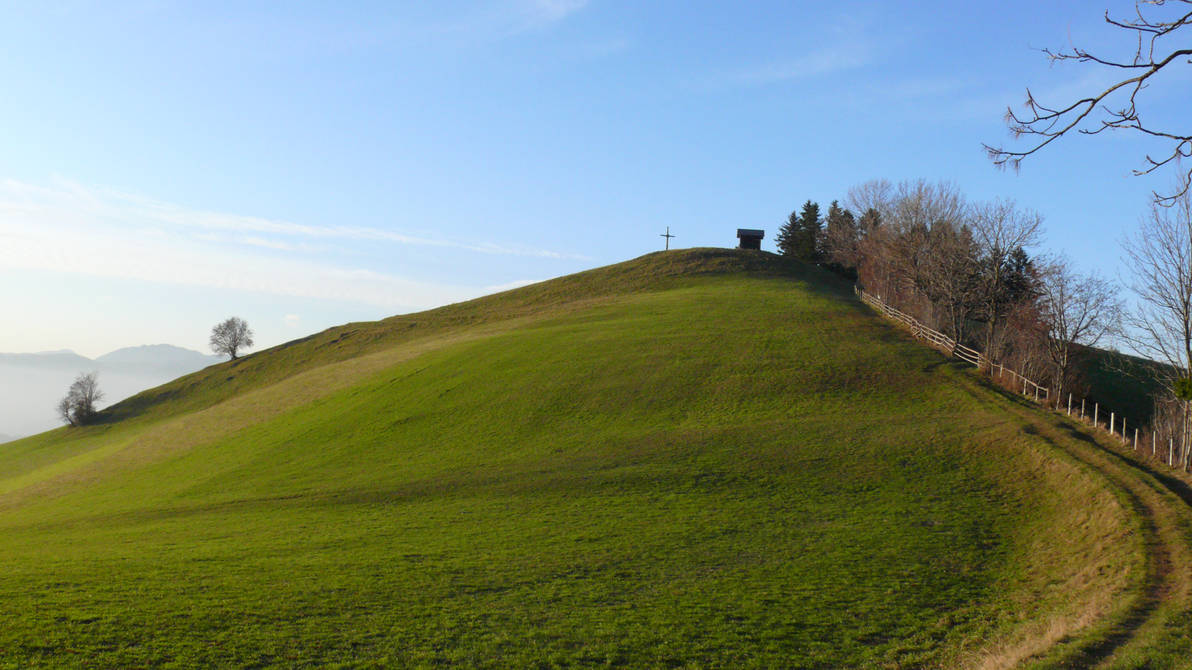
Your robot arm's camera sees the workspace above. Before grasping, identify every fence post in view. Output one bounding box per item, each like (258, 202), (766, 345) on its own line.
(1170, 437), (1175, 466)
(1034, 385), (1040, 402)
(1094, 403), (1099, 428)
(1154, 431), (1157, 456)
(1134, 428), (1138, 450)
(1067, 393), (1072, 416)
(1110, 412), (1115, 436)
(1081, 398), (1086, 420)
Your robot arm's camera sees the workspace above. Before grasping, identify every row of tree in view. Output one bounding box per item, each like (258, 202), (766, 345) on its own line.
(778, 179), (1192, 468)
(776, 179), (1120, 412)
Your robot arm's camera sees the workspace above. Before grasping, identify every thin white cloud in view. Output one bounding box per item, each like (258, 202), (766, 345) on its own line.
(498, 0), (589, 35)
(0, 178), (583, 260)
(701, 9), (884, 89)
(573, 35), (630, 59)
(523, 0), (589, 24)
(433, 0), (590, 42)
(723, 44), (870, 86)
(484, 278), (543, 293)
(0, 217), (467, 310)
(239, 236), (304, 252)
(799, 74), (1007, 124)
(872, 76), (967, 102)
(0, 179), (573, 311)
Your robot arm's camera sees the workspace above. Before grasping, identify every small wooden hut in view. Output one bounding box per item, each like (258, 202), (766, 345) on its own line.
(736, 229), (764, 250)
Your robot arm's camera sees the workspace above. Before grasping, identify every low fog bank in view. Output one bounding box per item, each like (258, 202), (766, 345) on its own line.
(0, 345), (221, 439)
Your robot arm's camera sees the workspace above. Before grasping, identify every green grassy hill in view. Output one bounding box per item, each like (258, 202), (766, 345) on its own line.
(1077, 346), (1171, 428)
(2, 248), (1192, 668)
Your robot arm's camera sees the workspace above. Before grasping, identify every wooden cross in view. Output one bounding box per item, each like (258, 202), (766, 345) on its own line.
(660, 226), (675, 250)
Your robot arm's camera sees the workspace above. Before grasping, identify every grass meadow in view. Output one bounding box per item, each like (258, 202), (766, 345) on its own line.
(0, 249), (1183, 667)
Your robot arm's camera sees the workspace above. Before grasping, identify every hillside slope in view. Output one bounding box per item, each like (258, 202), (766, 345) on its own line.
(0, 249), (1189, 668)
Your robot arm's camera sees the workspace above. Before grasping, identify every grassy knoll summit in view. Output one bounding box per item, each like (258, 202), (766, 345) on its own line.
(1, 248), (1191, 667)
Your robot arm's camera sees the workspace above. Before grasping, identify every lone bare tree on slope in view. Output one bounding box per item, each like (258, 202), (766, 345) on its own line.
(986, 1), (1192, 205)
(57, 372), (104, 426)
(210, 317), (254, 360)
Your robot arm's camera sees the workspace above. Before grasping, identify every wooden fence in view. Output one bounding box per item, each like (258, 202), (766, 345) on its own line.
(855, 287), (1050, 401)
(855, 286), (1192, 471)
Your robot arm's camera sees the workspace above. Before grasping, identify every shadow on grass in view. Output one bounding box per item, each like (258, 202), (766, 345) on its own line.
(968, 366), (1192, 514)
(1021, 422), (1165, 667)
(954, 371), (1170, 665)
(1053, 420), (1192, 511)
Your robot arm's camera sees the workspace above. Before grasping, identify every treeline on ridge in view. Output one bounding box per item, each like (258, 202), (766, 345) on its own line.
(776, 179), (1119, 424)
(776, 179), (1192, 468)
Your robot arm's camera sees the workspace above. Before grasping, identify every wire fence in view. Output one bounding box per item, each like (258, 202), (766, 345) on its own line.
(855, 286), (1190, 473)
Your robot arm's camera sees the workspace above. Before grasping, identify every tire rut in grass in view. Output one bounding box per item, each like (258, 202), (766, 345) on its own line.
(1010, 405), (1192, 668)
(945, 373), (1187, 668)
(864, 334), (1192, 666)
(1037, 429), (1167, 666)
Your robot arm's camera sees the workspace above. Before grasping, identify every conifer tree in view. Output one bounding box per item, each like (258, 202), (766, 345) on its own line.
(823, 200), (859, 272)
(795, 200), (821, 261)
(858, 207), (881, 233)
(775, 209), (799, 257)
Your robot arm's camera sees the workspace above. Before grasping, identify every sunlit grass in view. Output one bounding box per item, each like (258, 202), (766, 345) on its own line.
(0, 249), (1159, 667)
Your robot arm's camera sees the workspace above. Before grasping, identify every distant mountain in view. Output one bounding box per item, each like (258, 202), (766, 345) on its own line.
(0, 344), (222, 440)
(96, 344), (222, 377)
(0, 350), (93, 371)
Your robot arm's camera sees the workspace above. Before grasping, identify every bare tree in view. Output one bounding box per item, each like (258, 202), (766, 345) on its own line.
(885, 180), (966, 237)
(845, 178), (893, 220)
(986, 1), (1192, 205)
(210, 317), (254, 360)
(1122, 191), (1192, 468)
(884, 180), (968, 332)
(848, 179), (977, 337)
(56, 396), (75, 427)
(57, 372), (104, 426)
(997, 298), (1052, 385)
(1038, 258), (1121, 405)
(970, 199), (1043, 360)
(917, 221), (981, 348)
(1122, 193), (1192, 374)
(847, 180), (897, 298)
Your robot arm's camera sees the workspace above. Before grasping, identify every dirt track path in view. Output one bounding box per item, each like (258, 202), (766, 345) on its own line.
(996, 393), (1192, 668)
(858, 300), (1192, 667)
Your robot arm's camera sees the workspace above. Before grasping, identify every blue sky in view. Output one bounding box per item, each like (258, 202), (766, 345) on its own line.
(1, 1), (1186, 357)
